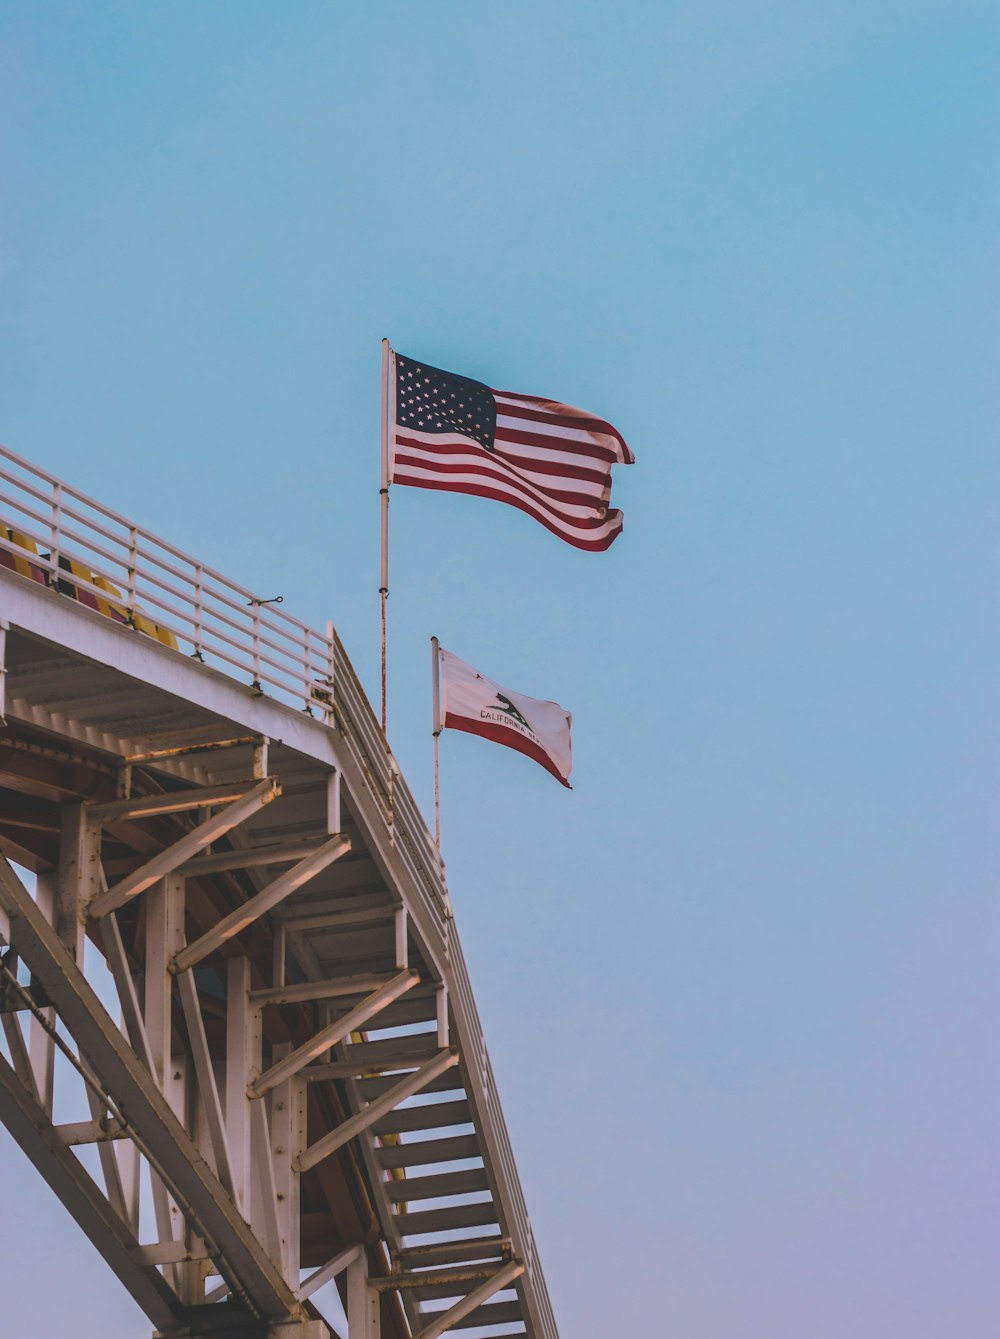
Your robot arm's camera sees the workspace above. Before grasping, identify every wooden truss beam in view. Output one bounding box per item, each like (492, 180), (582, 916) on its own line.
(249, 969), (419, 1098)
(0, 1049), (182, 1332)
(171, 834), (351, 974)
(297, 1049), (459, 1174)
(0, 854), (300, 1323)
(409, 1259), (524, 1339)
(89, 778), (281, 917)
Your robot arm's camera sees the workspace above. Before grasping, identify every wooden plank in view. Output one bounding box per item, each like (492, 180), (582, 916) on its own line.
(437, 1300), (523, 1330)
(385, 1167), (489, 1203)
(393, 1201), (498, 1237)
(359, 1065), (462, 1104)
(376, 1134), (481, 1170)
(89, 779), (269, 820)
(251, 970), (404, 1007)
(408, 1275), (509, 1303)
(371, 1098), (471, 1136)
(394, 1238), (511, 1270)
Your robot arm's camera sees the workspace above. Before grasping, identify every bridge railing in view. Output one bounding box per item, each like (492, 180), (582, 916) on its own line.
(0, 442), (447, 916)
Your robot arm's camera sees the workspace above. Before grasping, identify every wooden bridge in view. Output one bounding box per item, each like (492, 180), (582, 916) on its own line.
(0, 444), (559, 1339)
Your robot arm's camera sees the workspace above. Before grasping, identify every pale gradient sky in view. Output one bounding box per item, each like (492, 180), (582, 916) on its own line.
(1, 4), (998, 1337)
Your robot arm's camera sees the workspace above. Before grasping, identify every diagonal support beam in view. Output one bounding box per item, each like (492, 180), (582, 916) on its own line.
(89, 780), (273, 821)
(98, 911), (158, 1075)
(86, 1086), (129, 1223)
(0, 1049), (182, 1332)
(171, 834), (351, 974)
(1, 1008), (40, 1105)
(176, 968), (236, 1201)
(296, 1048), (459, 1174)
(409, 1259), (525, 1339)
(251, 972), (402, 1008)
(0, 855), (299, 1321)
(98, 907), (177, 1244)
(297, 1244), (362, 1301)
(89, 778), (281, 917)
(180, 839), (329, 876)
(249, 969), (419, 1099)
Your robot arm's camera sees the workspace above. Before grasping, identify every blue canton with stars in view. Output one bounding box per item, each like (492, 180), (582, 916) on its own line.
(395, 354), (497, 451)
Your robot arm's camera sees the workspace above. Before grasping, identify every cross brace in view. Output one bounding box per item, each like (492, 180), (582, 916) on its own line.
(410, 1260), (525, 1339)
(0, 854), (300, 1323)
(297, 1049), (459, 1173)
(249, 969), (418, 1098)
(89, 778), (281, 917)
(172, 835), (351, 973)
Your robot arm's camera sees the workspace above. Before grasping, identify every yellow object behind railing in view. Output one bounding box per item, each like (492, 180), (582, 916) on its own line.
(1, 527), (46, 585)
(1, 525), (178, 651)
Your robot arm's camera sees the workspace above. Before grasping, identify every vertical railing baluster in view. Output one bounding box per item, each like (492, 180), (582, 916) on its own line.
(251, 600), (262, 692)
(126, 526), (138, 626)
(302, 627), (311, 713)
(193, 563), (204, 661)
(49, 481), (62, 588)
(325, 619), (336, 727)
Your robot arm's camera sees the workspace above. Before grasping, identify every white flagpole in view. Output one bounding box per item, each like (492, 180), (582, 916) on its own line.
(431, 636), (442, 848)
(379, 337), (390, 734)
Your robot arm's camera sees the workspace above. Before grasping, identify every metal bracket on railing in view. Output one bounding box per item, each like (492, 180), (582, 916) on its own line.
(246, 595), (283, 607)
(0, 619), (7, 724)
(309, 681), (334, 717)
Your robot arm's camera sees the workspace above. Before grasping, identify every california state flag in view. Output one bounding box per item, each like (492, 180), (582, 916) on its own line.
(437, 647), (573, 788)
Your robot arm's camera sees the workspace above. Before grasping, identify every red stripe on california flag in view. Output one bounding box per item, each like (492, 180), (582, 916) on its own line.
(443, 713), (572, 787)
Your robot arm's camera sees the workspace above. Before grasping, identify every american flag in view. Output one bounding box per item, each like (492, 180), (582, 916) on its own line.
(390, 352), (633, 551)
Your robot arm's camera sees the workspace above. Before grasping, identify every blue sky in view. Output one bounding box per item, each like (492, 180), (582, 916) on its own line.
(1, 3), (998, 1336)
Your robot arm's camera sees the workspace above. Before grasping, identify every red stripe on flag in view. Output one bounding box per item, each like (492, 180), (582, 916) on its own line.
(394, 433), (611, 488)
(493, 425), (619, 464)
(492, 393), (634, 461)
(392, 449), (606, 515)
(443, 712), (571, 787)
(391, 473), (624, 551)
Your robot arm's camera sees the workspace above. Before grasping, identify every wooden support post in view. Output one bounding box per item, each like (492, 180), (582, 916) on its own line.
(144, 874), (189, 1291)
(177, 968), (236, 1201)
(269, 1042), (305, 1284)
(394, 906), (408, 970)
(29, 871), (56, 1113)
(327, 769), (341, 835)
(250, 1095), (282, 1266)
(58, 804), (98, 962)
(348, 1250), (380, 1339)
(226, 956), (256, 1219)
